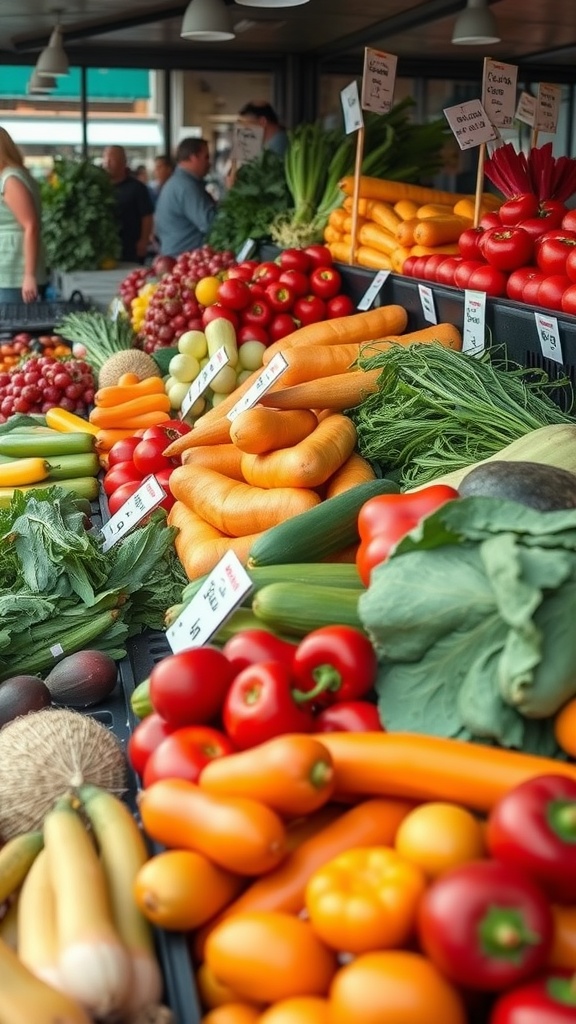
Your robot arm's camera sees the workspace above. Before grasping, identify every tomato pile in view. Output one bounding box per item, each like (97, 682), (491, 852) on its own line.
(101, 421), (192, 514)
(0, 332), (70, 373)
(128, 626), (382, 787)
(0, 353), (95, 422)
(402, 193), (576, 313)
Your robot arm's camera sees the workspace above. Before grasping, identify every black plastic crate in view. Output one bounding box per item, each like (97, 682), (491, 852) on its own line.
(0, 291), (90, 336)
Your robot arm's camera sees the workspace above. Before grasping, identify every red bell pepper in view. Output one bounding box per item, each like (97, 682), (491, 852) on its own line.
(490, 971), (576, 1024)
(487, 774), (576, 904)
(356, 484), (459, 586)
(291, 625), (377, 706)
(315, 700), (383, 733)
(222, 660), (314, 750)
(418, 859), (554, 991)
(221, 629), (298, 676)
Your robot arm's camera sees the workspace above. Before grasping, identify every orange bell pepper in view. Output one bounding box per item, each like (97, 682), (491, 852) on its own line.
(304, 846), (427, 955)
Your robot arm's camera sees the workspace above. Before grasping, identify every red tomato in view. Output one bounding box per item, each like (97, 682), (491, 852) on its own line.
(142, 725), (235, 787)
(506, 267), (541, 302)
(223, 661), (314, 750)
(561, 283), (576, 315)
(522, 271), (546, 305)
(315, 701), (383, 733)
(435, 256), (462, 286)
(326, 293), (356, 318)
(133, 436), (173, 477)
(265, 282), (296, 314)
(103, 461), (143, 496)
(149, 647), (236, 727)
(479, 226), (533, 272)
(498, 193), (539, 226)
(453, 260), (485, 289)
(253, 261), (281, 285)
(401, 255), (419, 276)
(278, 248), (312, 274)
(536, 233), (576, 276)
(142, 420), (191, 442)
(565, 246), (576, 283)
(292, 625), (378, 706)
(562, 209), (576, 233)
(304, 244), (333, 269)
(217, 278), (251, 311)
(520, 206), (566, 241)
(490, 972), (576, 1024)
(293, 294), (327, 325)
(222, 629), (298, 676)
(154, 465), (175, 512)
(269, 313), (299, 342)
(226, 265), (253, 282)
(127, 713), (175, 777)
(107, 436), (141, 467)
(422, 254), (449, 282)
(479, 211), (502, 230)
(309, 266), (342, 300)
(237, 323), (270, 346)
(467, 264), (508, 297)
(202, 305), (239, 330)
(536, 274), (571, 310)
(278, 269), (310, 297)
(107, 480), (143, 515)
(458, 226), (485, 260)
(242, 298), (273, 329)
(410, 256), (431, 280)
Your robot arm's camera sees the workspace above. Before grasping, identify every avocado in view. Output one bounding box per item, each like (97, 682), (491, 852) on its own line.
(458, 460), (576, 511)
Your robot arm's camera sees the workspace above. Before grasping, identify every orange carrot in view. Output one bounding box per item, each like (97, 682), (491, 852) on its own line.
(324, 225), (343, 245)
(117, 373), (141, 386)
(94, 410), (170, 430)
(358, 223), (397, 255)
(169, 465), (321, 536)
(339, 176), (470, 206)
(230, 408), (318, 454)
(393, 199), (420, 220)
(94, 427), (141, 452)
(325, 452), (376, 498)
(89, 393), (170, 428)
(257, 369), (381, 412)
(181, 443), (246, 481)
(327, 241), (356, 264)
(412, 214), (471, 248)
(410, 243), (460, 257)
(240, 414), (357, 491)
(94, 377), (166, 408)
(369, 323), (462, 351)
(262, 305), (408, 363)
(395, 218), (420, 247)
(415, 203), (456, 219)
(355, 247), (393, 271)
(365, 200), (402, 234)
(168, 502), (263, 580)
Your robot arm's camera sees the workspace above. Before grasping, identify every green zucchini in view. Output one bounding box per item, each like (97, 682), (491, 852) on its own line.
(0, 476), (99, 508)
(179, 562), (364, 610)
(252, 582), (365, 637)
(0, 610), (119, 682)
(247, 478), (400, 568)
(0, 432), (95, 458)
(46, 453), (100, 480)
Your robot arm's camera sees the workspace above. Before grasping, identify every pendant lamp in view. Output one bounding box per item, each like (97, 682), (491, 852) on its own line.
(181, 0), (236, 41)
(35, 24), (69, 77)
(235, 0), (310, 6)
(28, 70), (57, 93)
(452, 0), (500, 44)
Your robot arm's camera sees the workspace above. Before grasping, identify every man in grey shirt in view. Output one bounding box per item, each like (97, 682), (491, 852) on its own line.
(154, 137), (216, 257)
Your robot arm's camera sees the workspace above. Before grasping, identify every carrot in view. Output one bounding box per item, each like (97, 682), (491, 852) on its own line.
(94, 428), (141, 452)
(193, 797), (415, 959)
(395, 217), (421, 247)
(339, 176), (470, 206)
(327, 241), (355, 264)
(317, 732), (576, 813)
(261, 304), (408, 362)
(328, 208), (347, 230)
(370, 323), (462, 351)
(415, 203), (456, 219)
(393, 199), (420, 221)
(89, 393), (170, 428)
(270, 344), (367, 382)
(355, 247), (393, 271)
(453, 196), (501, 219)
(95, 410), (170, 431)
(164, 415), (235, 456)
(323, 225), (343, 245)
(94, 377), (166, 408)
(230, 408), (318, 454)
(168, 502), (263, 580)
(240, 414), (357, 491)
(257, 369), (381, 412)
(342, 215), (367, 235)
(358, 223), (397, 255)
(391, 246), (412, 274)
(412, 214), (472, 248)
(181, 443), (246, 481)
(325, 452), (376, 498)
(169, 465), (321, 536)
(117, 373), (141, 386)
(343, 197), (370, 216)
(410, 243), (460, 257)
(365, 200), (402, 234)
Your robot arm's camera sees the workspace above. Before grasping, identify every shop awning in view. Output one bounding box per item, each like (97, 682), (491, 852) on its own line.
(0, 67), (151, 100)
(1, 118), (163, 147)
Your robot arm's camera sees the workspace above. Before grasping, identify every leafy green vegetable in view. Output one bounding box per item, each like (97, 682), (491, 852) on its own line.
(359, 496), (576, 757)
(208, 150), (291, 253)
(41, 157), (120, 271)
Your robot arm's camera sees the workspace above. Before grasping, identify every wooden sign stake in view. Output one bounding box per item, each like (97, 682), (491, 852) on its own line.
(349, 124), (366, 265)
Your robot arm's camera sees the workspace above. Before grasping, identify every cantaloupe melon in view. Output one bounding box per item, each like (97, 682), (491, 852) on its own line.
(98, 350), (162, 388)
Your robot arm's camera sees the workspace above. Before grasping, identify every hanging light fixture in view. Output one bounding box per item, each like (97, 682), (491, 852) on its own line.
(181, 0), (235, 41)
(452, 0), (500, 44)
(35, 10), (69, 77)
(234, 0), (310, 7)
(28, 70), (57, 93)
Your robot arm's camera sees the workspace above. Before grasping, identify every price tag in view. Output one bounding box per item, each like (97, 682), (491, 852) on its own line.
(361, 47), (397, 114)
(232, 123), (264, 166)
(236, 238), (256, 262)
(443, 98), (498, 150)
(166, 551), (253, 653)
(534, 311), (563, 364)
(180, 346), (229, 418)
(418, 284), (437, 325)
(515, 91), (536, 127)
(481, 59), (518, 129)
(340, 81), (363, 135)
(50, 643), (64, 658)
(535, 82), (562, 134)
(357, 270), (391, 311)
(227, 352), (288, 421)
(462, 290), (487, 357)
(109, 297), (124, 322)
(100, 475), (166, 553)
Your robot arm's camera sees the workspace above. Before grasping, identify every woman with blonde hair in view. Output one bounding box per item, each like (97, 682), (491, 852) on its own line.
(0, 126), (47, 303)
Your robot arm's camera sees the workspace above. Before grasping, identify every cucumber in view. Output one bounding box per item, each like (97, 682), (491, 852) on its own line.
(0, 432), (95, 458)
(179, 562), (364, 608)
(46, 453), (100, 480)
(252, 582), (365, 637)
(247, 478), (400, 568)
(0, 476), (99, 508)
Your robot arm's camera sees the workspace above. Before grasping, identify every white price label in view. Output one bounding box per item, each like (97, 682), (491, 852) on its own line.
(535, 82), (562, 134)
(357, 270), (391, 311)
(236, 238), (257, 262)
(361, 47), (397, 115)
(166, 551), (253, 653)
(100, 475), (166, 553)
(515, 91), (536, 127)
(534, 312), (563, 364)
(340, 81), (364, 135)
(227, 352), (288, 421)
(482, 59), (518, 129)
(443, 98), (498, 150)
(181, 345), (229, 418)
(462, 290), (487, 357)
(418, 284), (438, 325)
(232, 123), (264, 167)
(50, 643), (64, 658)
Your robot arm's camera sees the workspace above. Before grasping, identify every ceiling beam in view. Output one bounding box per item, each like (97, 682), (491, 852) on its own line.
(12, 5), (187, 52)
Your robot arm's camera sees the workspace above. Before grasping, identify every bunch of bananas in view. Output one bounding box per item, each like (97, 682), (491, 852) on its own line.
(131, 282), (159, 334)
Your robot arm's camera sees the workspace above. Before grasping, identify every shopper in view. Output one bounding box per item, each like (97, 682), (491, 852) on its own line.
(102, 145), (154, 264)
(154, 138), (216, 258)
(0, 126), (47, 303)
(238, 101), (288, 159)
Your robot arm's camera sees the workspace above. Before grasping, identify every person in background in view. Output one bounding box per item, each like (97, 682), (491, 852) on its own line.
(148, 154), (174, 210)
(134, 164), (149, 185)
(238, 101), (288, 159)
(102, 145), (154, 264)
(0, 126), (47, 303)
(154, 138), (216, 258)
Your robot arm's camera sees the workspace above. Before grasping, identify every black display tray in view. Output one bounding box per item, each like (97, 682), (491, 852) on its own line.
(0, 292), (89, 336)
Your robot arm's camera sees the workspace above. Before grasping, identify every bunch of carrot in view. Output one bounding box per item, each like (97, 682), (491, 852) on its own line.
(163, 304), (463, 581)
(324, 176), (501, 273)
(89, 373), (171, 458)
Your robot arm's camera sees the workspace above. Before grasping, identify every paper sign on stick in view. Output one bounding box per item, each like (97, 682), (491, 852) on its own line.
(515, 92), (536, 127)
(361, 48), (398, 114)
(340, 81), (363, 135)
(482, 59), (518, 129)
(443, 99), (498, 150)
(535, 83), (561, 134)
(232, 123), (264, 166)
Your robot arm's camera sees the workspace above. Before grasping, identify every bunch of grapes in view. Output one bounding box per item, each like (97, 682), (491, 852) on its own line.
(140, 245), (236, 354)
(0, 354), (96, 422)
(118, 267), (155, 311)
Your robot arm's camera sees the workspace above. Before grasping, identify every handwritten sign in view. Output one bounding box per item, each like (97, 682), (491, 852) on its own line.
(181, 346), (229, 419)
(100, 476), (166, 553)
(232, 123), (264, 166)
(361, 47), (397, 115)
(357, 270), (391, 311)
(515, 91), (536, 127)
(166, 551), (253, 654)
(535, 312), (563, 364)
(340, 81), (363, 135)
(236, 238), (256, 262)
(227, 352), (288, 421)
(482, 59), (518, 129)
(535, 82), (562, 134)
(443, 99), (498, 150)
(418, 284), (437, 325)
(462, 290), (487, 357)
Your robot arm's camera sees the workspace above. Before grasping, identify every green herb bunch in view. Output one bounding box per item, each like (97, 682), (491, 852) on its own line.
(41, 158), (121, 272)
(208, 150), (291, 254)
